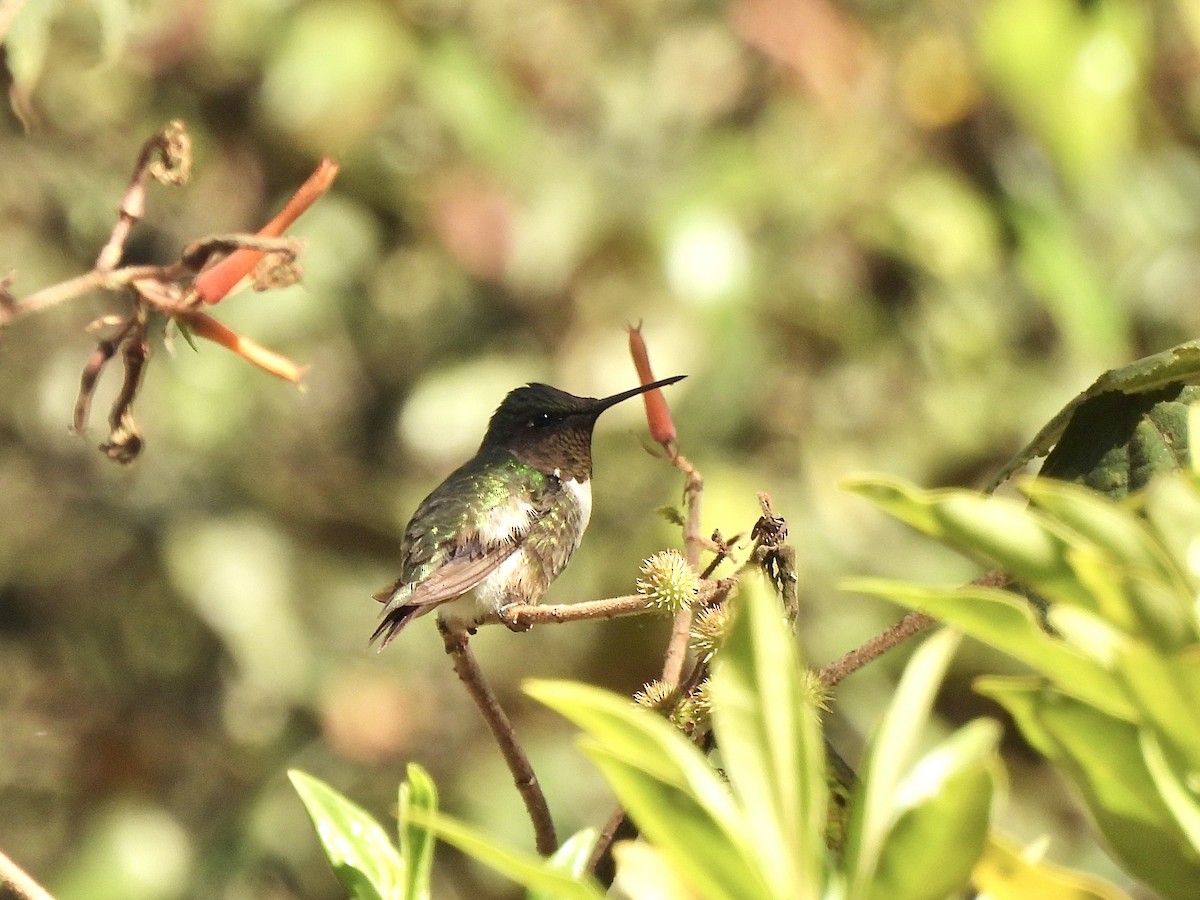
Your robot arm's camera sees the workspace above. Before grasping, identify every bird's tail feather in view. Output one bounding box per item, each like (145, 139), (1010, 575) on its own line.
(371, 604), (422, 650)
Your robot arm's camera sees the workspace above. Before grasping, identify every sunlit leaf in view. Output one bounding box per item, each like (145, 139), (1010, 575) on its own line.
(1113, 641), (1200, 774)
(1141, 729), (1200, 855)
(707, 574), (826, 899)
(867, 720), (1000, 900)
(612, 842), (697, 900)
(977, 679), (1200, 899)
(407, 807), (602, 900)
(528, 680), (773, 900)
(399, 764), (437, 900)
(843, 477), (1095, 610)
(288, 770), (402, 900)
(844, 629), (962, 898)
(1020, 478), (1184, 589)
(843, 579), (1135, 719)
(529, 829), (600, 900)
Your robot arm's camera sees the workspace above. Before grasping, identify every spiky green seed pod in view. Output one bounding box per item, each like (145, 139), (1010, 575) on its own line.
(689, 603), (731, 658)
(801, 669), (832, 713)
(633, 680), (677, 710)
(669, 697), (703, 733)
(636, 549), (699, 614)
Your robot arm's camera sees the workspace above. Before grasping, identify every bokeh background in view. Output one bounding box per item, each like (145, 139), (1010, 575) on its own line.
(1, 0), (1197, 896)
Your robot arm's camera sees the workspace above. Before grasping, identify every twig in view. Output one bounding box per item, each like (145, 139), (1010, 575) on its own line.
(494, 594), (650, 629)
(0, 849), (54, 900)
(0, 265), (175, 325)
(590, 452), (709, 884)
(817, 610), (936, 688)
(487, 580), (732, 630)
(817, 570), (1012, 688)
(661, 452), (703, 686)
(437, 621), (558, 856)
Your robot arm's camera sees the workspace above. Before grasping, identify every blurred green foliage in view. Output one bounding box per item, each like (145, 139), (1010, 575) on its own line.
(3, 0), (1200, 896)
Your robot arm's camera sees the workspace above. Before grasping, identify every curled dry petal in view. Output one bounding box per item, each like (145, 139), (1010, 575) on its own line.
(627, 322), (677, 447)
(182, 312), (307, 385)
(193, 156), (339, 305)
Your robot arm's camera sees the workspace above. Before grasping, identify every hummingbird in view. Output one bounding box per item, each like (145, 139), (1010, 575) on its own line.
(371, 374), (686, 648)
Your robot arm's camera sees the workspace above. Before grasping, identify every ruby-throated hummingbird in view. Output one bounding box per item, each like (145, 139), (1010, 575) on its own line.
(371, 375), (686, 648)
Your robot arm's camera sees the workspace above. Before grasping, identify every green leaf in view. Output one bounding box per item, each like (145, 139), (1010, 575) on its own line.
(1141, 729), (1200, 855)
(611, 842), (694, 900)
(1038, 383), (1198, 499)
(843, 476), (1095, 611)
(406, 807), (602, 900)
(527, 679), (773, 900)
(399, 764), (437, 900)
(655, 505), (686, 527)
(867, 719), (1000, 900)
(288, 769), (403, 900)
(581, 743), (773, 900)
(530, 829), (600, 900)
(1113, 641), (1200, 774)
(1021, 478), (1184, 590)
(707, 575), (827, 899)
(844, 629), (963, 899)
(1142, 473), (1200, 594)
(977, 679), (1200, 899)
(988, 341), (1200, 491)
(843, 578), (1136, 719)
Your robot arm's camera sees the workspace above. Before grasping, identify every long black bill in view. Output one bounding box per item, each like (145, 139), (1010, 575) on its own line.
(589, 374), (686, 415)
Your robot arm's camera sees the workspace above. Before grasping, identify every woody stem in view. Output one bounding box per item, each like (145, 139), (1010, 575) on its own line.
(438, 621), (558, 856)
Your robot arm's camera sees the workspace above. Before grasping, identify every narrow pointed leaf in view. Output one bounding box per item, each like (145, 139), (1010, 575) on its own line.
(1141, 729), (1200, 854)
(1021, 478), (1183, 589)
(528, 679), (771, 900)
(399, 764), (437, 900)
(844, 477), (1094, 610)
(708, 575), (827, 899)
(583, 743), (774, 900)
(526, 680), (742, 830)
(844, 578), (1135, 719)
(977, 679), (1200, 899)
(407, 808), (603, 900)
(529, 829), (600, 900)
(288, 769), (403, 900)
(866, 719), (1000, 900)
(844, 629), (962, 899)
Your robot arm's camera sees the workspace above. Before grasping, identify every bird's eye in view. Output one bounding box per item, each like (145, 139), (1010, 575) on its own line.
(528, 412), (556, 428)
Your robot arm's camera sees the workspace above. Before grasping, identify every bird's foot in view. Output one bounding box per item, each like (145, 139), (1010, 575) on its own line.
(499, 603), (533, 632)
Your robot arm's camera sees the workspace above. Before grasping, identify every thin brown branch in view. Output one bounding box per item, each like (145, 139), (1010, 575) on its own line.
(1, 265), (176, 325)
(72, 336), (119, 434)
(0, 849), (55, 900)
(588, 807), (639, 886)
(489, 580), (732, 631)
(817, 610), (936, 688)
(818, 570), (1012, 688)
(438, 621), (558, 856)
(95, 121), (190, 273)
(661, 452), (703, 686)
(98, 334), (150, 463)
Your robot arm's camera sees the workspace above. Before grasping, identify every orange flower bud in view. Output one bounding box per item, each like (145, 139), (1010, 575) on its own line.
(627, 322), (677, 447)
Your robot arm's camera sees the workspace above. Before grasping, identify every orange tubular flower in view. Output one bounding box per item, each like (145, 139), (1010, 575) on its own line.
(193, 157), (340, 305)
(182, 312), (307, 385)
(627, 322), (677, 449)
